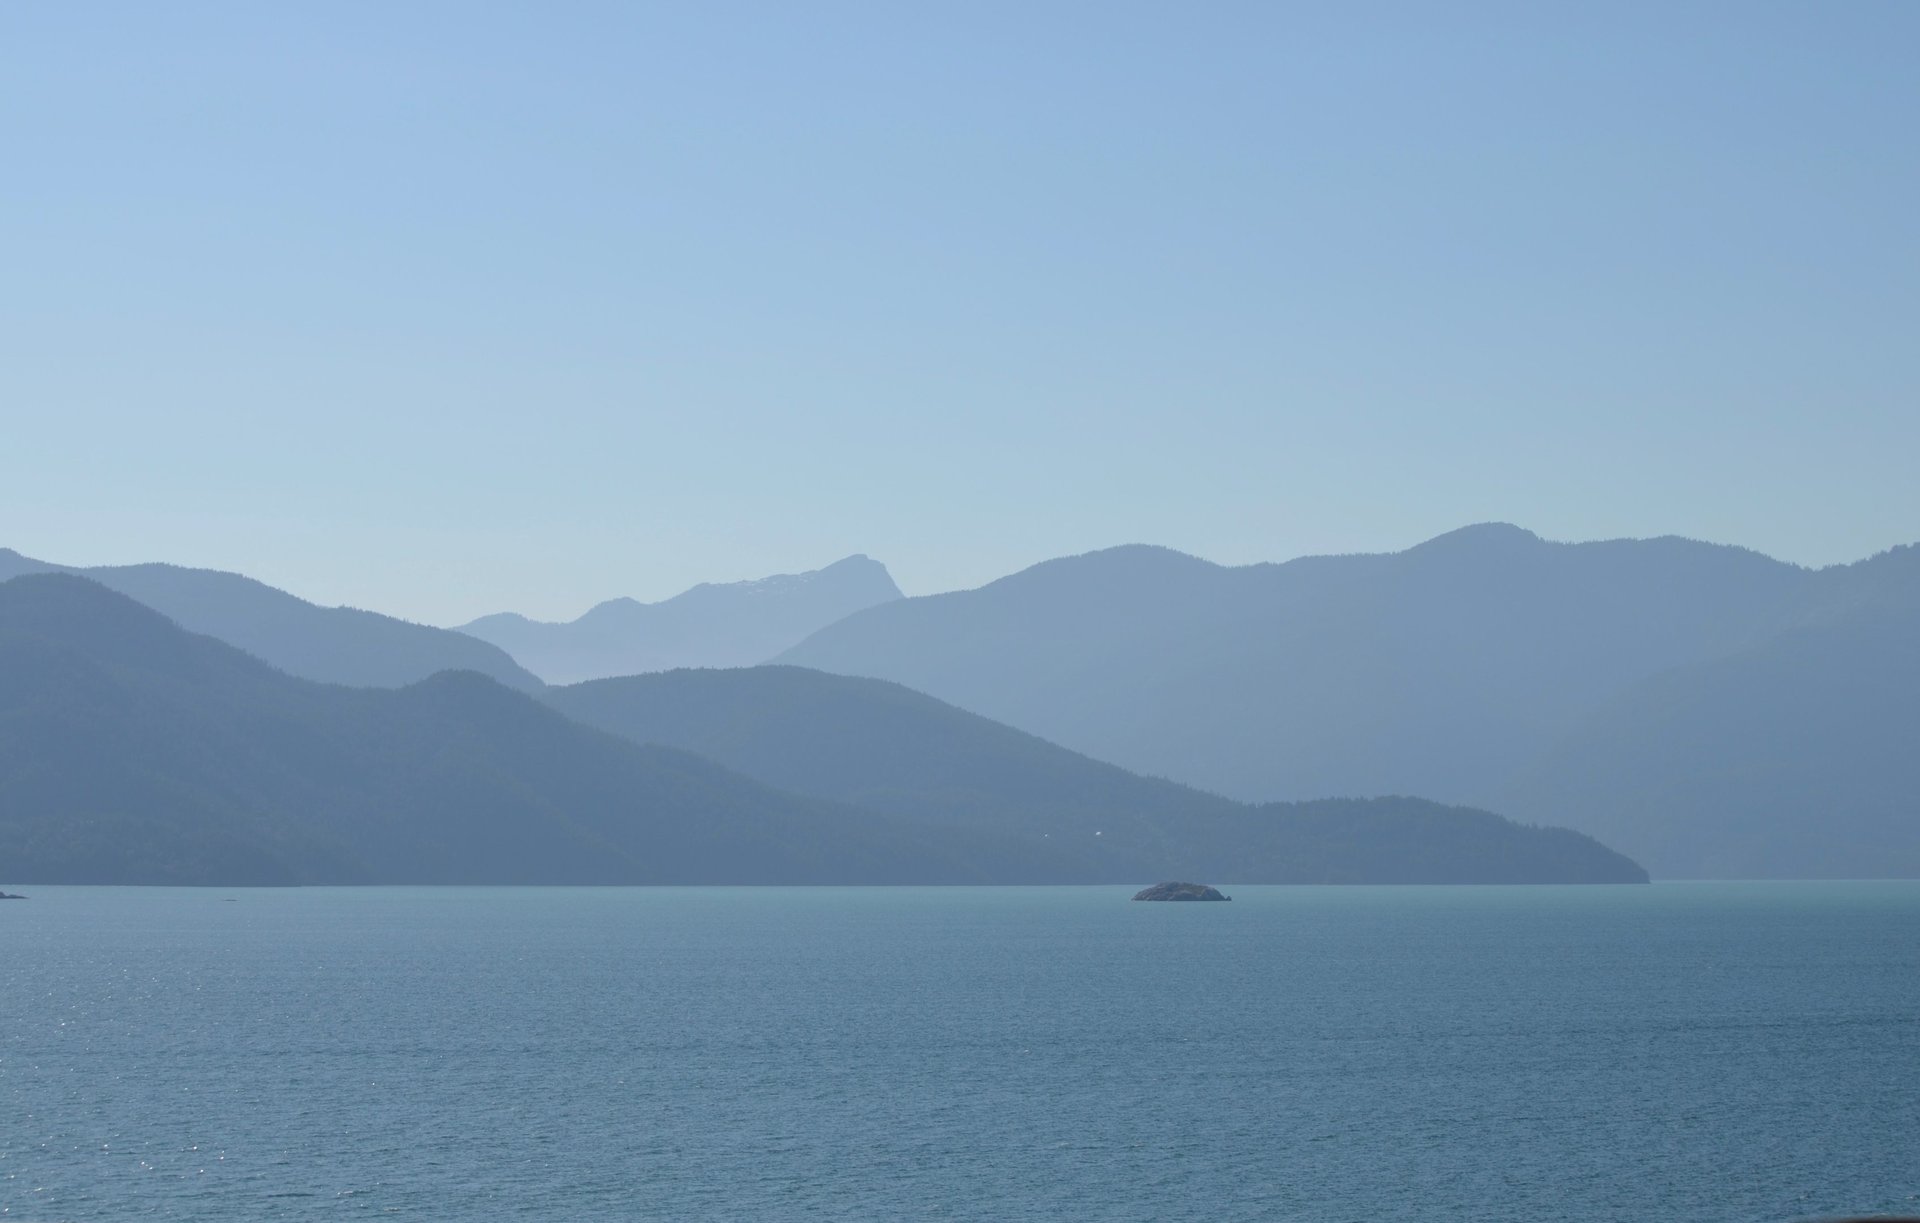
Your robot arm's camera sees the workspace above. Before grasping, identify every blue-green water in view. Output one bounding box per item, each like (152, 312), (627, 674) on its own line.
(3, 883), (1917, 1221)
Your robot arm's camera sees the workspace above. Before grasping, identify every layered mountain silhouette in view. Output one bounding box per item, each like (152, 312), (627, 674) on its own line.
(12, 521), (1908, 882)
(543, 665), (1646, 883)
(775, 527), (1920, 878)
(0, 575), (1644, 885)
(0, 547), (539, 691)
(0, 574), (986, 885)
(457, 555), (901, 684)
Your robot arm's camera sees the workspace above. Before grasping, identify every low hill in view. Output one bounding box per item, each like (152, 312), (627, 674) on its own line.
(544, 664), (1244, 832)
(458, 555), (902, 683)
(544, 665), (1648, 884)
(0, 547), (539, 691)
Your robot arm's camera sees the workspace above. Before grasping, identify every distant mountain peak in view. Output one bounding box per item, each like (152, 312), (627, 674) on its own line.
(455, 555), (905, 684)
(1079, 543), (1212, 564)
(992, 544), (1221, 590)
(1407, 522), (1542, 553)
(822, 552), (879, 569)
(695, 554), (897, 601)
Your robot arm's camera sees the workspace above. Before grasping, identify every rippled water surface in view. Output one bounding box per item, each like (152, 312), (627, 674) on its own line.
(3, 883), (1917, 1221)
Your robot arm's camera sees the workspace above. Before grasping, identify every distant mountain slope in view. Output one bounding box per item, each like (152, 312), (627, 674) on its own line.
(776, 526), (1818, 804)
(1497, 599), (1920, 879)
(0, 547), (539, 691)
(543, 665), (1648, 884)
(544, 664), (1244, 839)
(0, 575), (994, 885)
(457, 555), (901, 684)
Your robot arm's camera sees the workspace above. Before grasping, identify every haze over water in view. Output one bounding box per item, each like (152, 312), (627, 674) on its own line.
(5, 883), (1916, 1221)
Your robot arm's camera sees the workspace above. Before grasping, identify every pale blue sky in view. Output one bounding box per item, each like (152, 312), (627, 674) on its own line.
(4, 2), (1915, 623)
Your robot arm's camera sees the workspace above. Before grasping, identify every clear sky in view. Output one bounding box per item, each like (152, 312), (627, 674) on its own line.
(4, 3), (1915, 624)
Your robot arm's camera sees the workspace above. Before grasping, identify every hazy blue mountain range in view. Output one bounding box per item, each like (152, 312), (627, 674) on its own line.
(0, 575), (1644, 885)
(776, 527), (1920, 878)
(774, 525), (1819, 800)
(456, 555), (902, 684)
(10, 525), (1911, 881)
(0, 547), (539, 692)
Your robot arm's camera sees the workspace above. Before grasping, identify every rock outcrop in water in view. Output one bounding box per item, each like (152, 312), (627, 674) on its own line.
(1132, 882), (1230, 901)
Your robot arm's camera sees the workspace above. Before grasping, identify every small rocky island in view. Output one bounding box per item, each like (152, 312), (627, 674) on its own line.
(1132, 882), (1230, 902)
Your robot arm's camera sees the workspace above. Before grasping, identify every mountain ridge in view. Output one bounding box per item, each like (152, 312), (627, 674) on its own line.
(456, 554), (902, 683)
(777, 526), (1826, 799)
(0, 547), (541, 691)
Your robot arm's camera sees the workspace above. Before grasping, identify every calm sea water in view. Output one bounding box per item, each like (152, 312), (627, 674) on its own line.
(3, 883), (1917, 1221)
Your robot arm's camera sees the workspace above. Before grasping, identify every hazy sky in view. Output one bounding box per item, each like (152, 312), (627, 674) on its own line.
(4, 3), (1916, 624)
